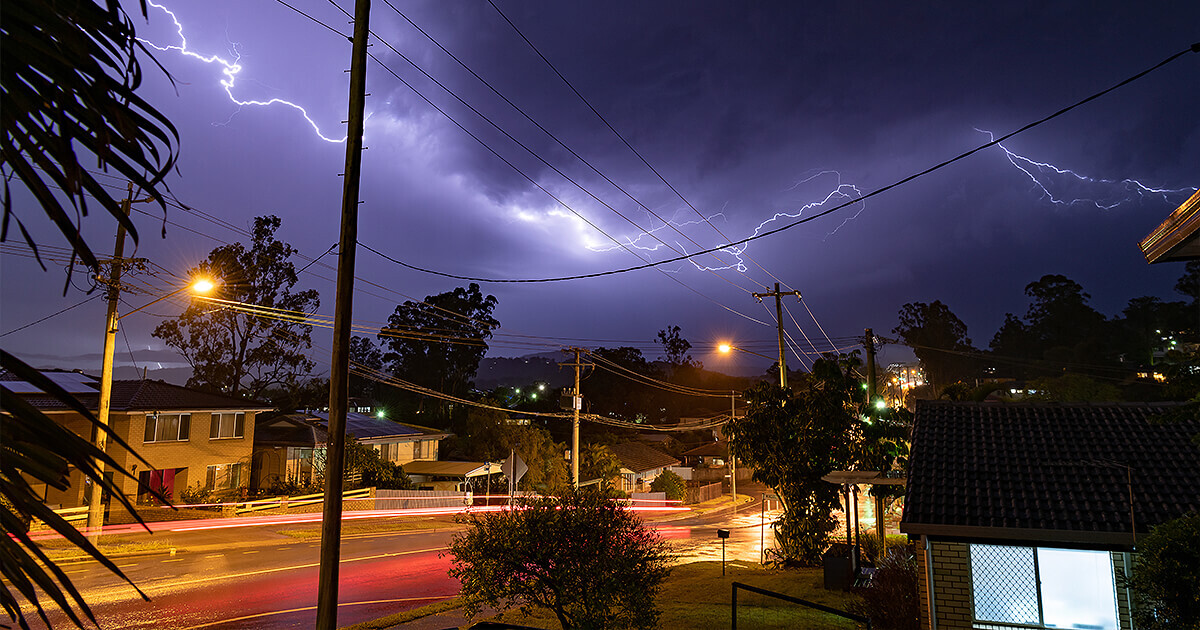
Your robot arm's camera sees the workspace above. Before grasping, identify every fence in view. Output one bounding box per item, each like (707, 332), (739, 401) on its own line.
(376, 489), (468, 510)
(234, 487), (373, 515)
(731, 582), (871, 630)
(686, 481), (723, 504)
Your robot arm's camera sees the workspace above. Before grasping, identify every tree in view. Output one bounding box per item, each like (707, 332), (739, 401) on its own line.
(453, 404), (569, 493)
(656, 324), (697, 368)
(584, 347), (662, 422)
(581, 443), (623, 489)
(3, 1), (180, 626)
(378, 284), (499, 427)
(725, 355), (865, 565)
(892, 301), (976, 394)
(152, 216), (319, 399)
(650, 470), (686, 501)
(348, 335), (383, 401)
(1022, 274), (1110, 373)
(448, 490), (673, 629)
(1127, 512), (1200, 630)
(344, 437), (413, 490)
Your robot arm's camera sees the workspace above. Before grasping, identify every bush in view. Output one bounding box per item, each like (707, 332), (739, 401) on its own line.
(858, 532), (915, 565)
(650, 470), (686, 501)
(448, 489), (673, 629)
(1128, 512), (1200, 630)
(853, 548), (920, 630)
(178, 483), (215, 506)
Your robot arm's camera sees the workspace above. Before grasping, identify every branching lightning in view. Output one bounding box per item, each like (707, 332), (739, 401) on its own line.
(977, 128), (1195, 209)
(142, 2), (346, 143)
(588, 170), (865, 274)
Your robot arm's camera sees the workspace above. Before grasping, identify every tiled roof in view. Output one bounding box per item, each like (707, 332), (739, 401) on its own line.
(681, 441), (726, 458)
(901, 401), (1200, 547)
(10, 372), (270, 412)
(610, 442), (680, 474)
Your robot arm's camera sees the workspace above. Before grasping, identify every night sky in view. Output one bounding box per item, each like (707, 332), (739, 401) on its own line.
(3, 1), (1198, 379)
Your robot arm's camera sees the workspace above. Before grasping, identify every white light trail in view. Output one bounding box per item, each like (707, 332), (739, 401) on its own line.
(142, 1), (346, 143)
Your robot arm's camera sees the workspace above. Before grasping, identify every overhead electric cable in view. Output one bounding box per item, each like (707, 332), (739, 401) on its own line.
(364, 42), (1200, 283)
(383, 0), (767, 291)
(485, 0), (800, 290)
(358, 48), (770, 326)
(0, 295), (102, 337)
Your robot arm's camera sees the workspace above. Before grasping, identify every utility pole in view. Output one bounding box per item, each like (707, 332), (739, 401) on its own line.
(316, 0), (370, 627)
(87, 183), (133, 536)
(561, 348), (590, 488)
(864, 328), (878, 409)
(752, 282), (801, 389)
(729, 392), (737, 510)
(863, 328), (888, 551)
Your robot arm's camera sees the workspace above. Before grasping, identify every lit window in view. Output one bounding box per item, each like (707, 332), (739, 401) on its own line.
(209, 412), (245, 439)
(970, 544), (1118, 630)
(144, 413), (191, 443)
(205, 462), (243, 491)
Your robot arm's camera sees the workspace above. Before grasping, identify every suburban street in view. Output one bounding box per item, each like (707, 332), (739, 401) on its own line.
(28, 501), (776, 629)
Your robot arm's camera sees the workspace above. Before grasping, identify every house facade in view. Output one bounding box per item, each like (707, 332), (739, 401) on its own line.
(609, 442), (681, 493)
(901, 401), (1200, 630)
(7, 370), (271, 508)
(251, 410), (449, 490)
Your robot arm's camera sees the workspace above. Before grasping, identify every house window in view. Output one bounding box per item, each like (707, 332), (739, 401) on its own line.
(375, 443), (399, 462)
(209, 412), (245, 439)
(413, 439), (425, 459)
(144, 413), (191, 443)
(206, 463), (243, 492)
(969, 544), (1119, 630)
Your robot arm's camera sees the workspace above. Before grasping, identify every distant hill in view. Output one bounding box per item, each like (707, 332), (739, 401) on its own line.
(474, 355), (572, 390)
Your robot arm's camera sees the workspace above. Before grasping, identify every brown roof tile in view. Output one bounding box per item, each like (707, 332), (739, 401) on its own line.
(901, 401), (1200, 545)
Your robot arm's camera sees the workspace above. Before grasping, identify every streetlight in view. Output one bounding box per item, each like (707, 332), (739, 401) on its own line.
(718, 342), (787, 388)
(87, 277), (216, 534)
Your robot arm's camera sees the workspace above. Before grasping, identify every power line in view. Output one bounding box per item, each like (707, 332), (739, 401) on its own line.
(356, 38), (771, 326)
(383, 0), (769, 293)
(0, 294), (103, 337)
(362, 43), (1199, 284)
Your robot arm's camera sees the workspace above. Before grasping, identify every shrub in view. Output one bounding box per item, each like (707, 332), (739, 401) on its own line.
(448, 489), (673, 629)
(650, 470), (686, 501)
(853, 548), (921, 630)
(1127, 512), (1200, 630)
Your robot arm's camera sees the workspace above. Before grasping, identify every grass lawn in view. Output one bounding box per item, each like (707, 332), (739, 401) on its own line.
(277, 518), (453, 539)
(397, 561), (864, 630)
(36, 536), (175, 560)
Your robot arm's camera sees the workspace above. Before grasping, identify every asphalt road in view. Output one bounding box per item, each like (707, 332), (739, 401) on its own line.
(24, 501), (778, 629)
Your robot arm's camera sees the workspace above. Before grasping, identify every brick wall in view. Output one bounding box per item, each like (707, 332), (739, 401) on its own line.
(1112, 551), (1133, 630)
(44, 410), (257, 508)
(920, 540), (973, 629)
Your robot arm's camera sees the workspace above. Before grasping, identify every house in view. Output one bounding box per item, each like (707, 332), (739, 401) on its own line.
(251, 410), (449, 489)
(609, 442), (681, 493)
(680, 440), (727, 468)
(1139, 188), (1200, 263)
(5, 370), (272, 507)
(900, 401), (1200, 630)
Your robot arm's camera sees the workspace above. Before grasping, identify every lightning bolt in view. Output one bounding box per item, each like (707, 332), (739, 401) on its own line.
(588, 170), (865, 274)
(977, 128), (1195, 209)
(141, 2), (346, 144)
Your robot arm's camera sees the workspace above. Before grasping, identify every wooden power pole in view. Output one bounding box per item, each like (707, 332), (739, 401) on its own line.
(752, 283), (801, 388)
(561, 348), (591, 488)
(316, 0), (371, 627)
(87, 183), (133, 535)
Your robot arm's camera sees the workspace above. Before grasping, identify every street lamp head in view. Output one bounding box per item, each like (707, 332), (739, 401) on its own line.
(191, 278), (215, 293)
(718, 343), (732, 354)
